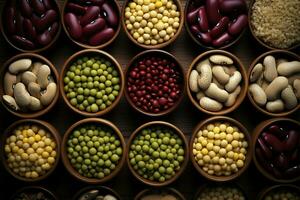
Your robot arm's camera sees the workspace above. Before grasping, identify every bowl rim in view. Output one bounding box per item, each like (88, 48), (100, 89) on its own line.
(61, 118), (126, 184)
(252, 118), (300, 183)
(126, 121), (189, 187)
(61, 0), (121, 49)
(134, 187), (186, 200)
(257, 184), (300, 200)
(190, 116), (252, 182)
(124, 49), (186, 116)
(0, 119), (61, 182)
(247, 50), (300, 117)
(186, 50), (248, 115)
(0, 53), (60, 118)
(10, 186), (58, 200)
(121, 0), (184, 49)
(59, 49), (124, 117)
(72, 185), (121, 200)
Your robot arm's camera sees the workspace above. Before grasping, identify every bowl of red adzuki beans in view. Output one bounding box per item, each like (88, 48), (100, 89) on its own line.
(125, 50), (185, 116)
(185, 0), (248, 49)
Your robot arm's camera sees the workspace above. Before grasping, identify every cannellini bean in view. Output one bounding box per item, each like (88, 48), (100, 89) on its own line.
(225, 86), (241, 107)
(249, 84), (267, 106)
(197, 62), (212, 90)
(212, 66), (230, 84)
(189, 70), (199, 92)
(281, 85), (298, 109)
(263, 55), (278, 82)
(205, 83), (229, 102)
(277, 61), (300, 76)
(266, 99), (285, 113)
(200, 97), (223, 111)
(225, 71), (242, 92)
(265, 76), (289, 101)
(250, 63), (263, 82)
(209, 55), (233, 65)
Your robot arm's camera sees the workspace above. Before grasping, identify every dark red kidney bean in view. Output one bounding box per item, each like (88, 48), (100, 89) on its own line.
(48, 22), (59, 37)
(23, 19), (37, 40)
(257, 137), (272, 160)
(15, 12), (25, 36)
(285, 165), (300, 178)
(187, 8), (200, 25)
(206, 0), (221, 27)
(274, 153), (289, 170)
(219, 0), (247, 14)
(198, 6), (209, 32)
(88, 28), (115, 45)
(32, 10), (58, 32)
(212, 32), (232, 47)
(20, 0), (32, 18)
(263, 132), (285, 152)
(64, 13), (82, 39)
(284, 130), (299, 151)
(66, 3), (87, 15)
(210, 16), (230, 38)
(190, 25), (201, 35)
(228, 14), (247, 36)
(12, 35), (35, 49)
(82, 18), (105, 37)
(256, 148), (274, 172)
(42, 0), (53, 9)
(5, 7), (16, 34)
(197, 32), (212, 44)
(37, 30), (52, 45)
(80, 6), (100, 27)
(101, 3), (118, 27)
(31, 0), (46, 15)
(289, 148), (299, 162)
(268, 125), (288, 140)
(272, 164), (283, 178)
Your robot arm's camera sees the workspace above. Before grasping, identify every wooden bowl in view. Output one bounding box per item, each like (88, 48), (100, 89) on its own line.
(0, 53), (60, 118)
(127, 121), (189, 187)
(61, 118), (126, 184)
(0, 119), (61, 182)
(248, 0), (300, 50)
(190, 116), (252, 182)
(252, 118), (300, 183)
(0, 0), (61, 53)
(257, 184), (300, 200)
(135, 187), (185, 200)
(10, 186), (58, 200)
(59, 49), (124, 117)
(61, 0), (121, 49)
(124, 49), (185, 116)
(121, 0), (184, 49)
(247, 50), (300, 117)
(187, 50), (248, 115)
(184, 0), (247, 50)
(72, 186), (121, 200)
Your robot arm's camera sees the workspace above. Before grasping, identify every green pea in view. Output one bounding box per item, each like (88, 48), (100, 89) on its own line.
(87, 82), (94, 89)
(81, 75), (87, 82)
(112, 70), (118, 76)
(103, 71), (108, 76)
(102, 95), (108, 101)
(86, 106), (91, 112)
(105, 87), (112, 94)
(75, 69), (81, 75)
(97, 69), (103, 75)
(83, 100), (89, 107)
(94, 81), (100, 88)
(68, 81), (75, 88)
(100, 64), (107, 70)
(91, 104), (99, 112)
(83, 68), (90, 76)
(77, 88), (84, 94)
(89, 147), (97, 155)
(91, 69), (97, 76)
(70, 98), (77, 106)
(64, 77), (70, 84)
(105, 80), (112, 87)
(111, 154), (119, 162)
(87, 96), (95, 104)
(84, 88), (90, 96)
(90, 89), (97, 96)
(99, 75), (106, 82)
(92, 63), (99, 70)
(74, 75), (81, 83)
(86, 60), (93, 67)
(96, 99), (103, 106)
(77, 59), (83, 65)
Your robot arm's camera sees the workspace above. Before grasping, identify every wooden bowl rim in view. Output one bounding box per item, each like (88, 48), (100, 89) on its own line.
(247, 50), (300, 117)
(186, 50), (248, 115)
(59, 49), (124, 117)
(257, 184), (300, 200)
(61, 118), (126, 184)
(126, 121), (189, 187)
(124, 49), (186, 116)
(10, 186), (58, 200)
(134, 187), (186, 200)
(72, 185), (121, 200)
(190, 116), (252, 182)
(0, 119), (61, 182)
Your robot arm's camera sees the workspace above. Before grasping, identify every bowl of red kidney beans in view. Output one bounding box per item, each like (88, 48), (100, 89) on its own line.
(125, 50), (185, 116)
(185, 0), (248, 49)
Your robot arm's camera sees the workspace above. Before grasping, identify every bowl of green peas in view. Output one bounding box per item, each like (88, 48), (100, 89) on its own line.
(127, 121), (189, 186)
(61, 118), (126, 184)
(60, 49), (124, 116)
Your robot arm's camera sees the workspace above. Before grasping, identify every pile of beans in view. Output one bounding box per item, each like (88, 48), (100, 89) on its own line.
(255, 122), (300, 179)
(263, 188), (300, 200)
(124, 0), (181, 46)
(249, 54), (300, 113)
(2, 58), (57, 113)
(77, 189), (117, 200)
(2, 0), (60, 50)
(64, 0), (119, 46)
(4, 124), (57, 179)
(129, 126), (185, 183)
(197, 186), (246, 200)
(13, 188), (55, 200)
(189, 54), (242, 112)
(127, 54), (183, 114)
(66, 124), (123, 179)
(186, 0), (248, 47)
(192, 122), (248, 176)
(63, 55), (121, 113)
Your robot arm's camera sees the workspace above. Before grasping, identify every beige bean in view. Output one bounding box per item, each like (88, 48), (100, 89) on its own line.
(288, 74), (300, 85)
(205, 83), (229, 102)
(265, 76), (289, 101)
(266, 99), (285, 113)
(249, 84), (267, 106)
(36, 65), (51, 89)
(277, 61), (300, 76)
(28, 82), (41, 99)
(223, 65), (237, 76)
(2, 95), (19, 110)
(293, 79), (300, 99)
(250, 63), (264, 82)
(29, 97), (43, 111)
(200, 97), (223, 111)
(8, 59), (32, 74)
(276, 58), (288, 66)
(197, 62), (212, 90)
(209, 55), (233, 65)
(212, 77), (224, 89)
(31, 62), (43, 75)
(196, 91), (205, 100)
(281, 85), (298, 110)
(212, 66), (230, 85)
(260, 79), (269, 91)
(40, 83), (57, 106)
(21, 71), (37, 86)
(263, 55), (278, 82)
(256, 73), (264, 86)
(4, 72), (17, 96)
(189, 70), (199, 92)
(13, 82), (31, 107)
(225, 71), (242, 92)
(225, 86), (241, 107)
(196, 59), (210, 71)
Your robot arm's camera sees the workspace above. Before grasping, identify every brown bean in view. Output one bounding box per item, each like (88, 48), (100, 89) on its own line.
(284, 130), (299, 152)
(89, 28), (114, 45)
(37, 30), (52, 45)
(212, 32), (232, 47)
(101, 2), (118, 27)
(4, 7), (16, 34)
(32, 10), (58, 32)
(12, 35), (35, 49)
(23, 19), (37, 41)
(32, 0), (46, 15)
(210, 16), (230, 38)
(206, 0), (221, 27)
(64, 13), (82, 39)
(219, 0), (247, 14)
(66, 3), (87, 15)
(257, 137), (272, 160)
(198, 6), (209, 32)
(268, 125), (288, 140)
(82, 17), (106, 36)
(42, 0), (53, 9)
(20, 0), (32, 18)
(48, 22), (59, 37)
(187, 8), (200, 25)
(228, 14), (247, 36)
(80, 6), (100, 26)
(263, 132), (285, 152)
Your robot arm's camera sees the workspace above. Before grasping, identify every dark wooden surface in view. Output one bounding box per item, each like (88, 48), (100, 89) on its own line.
(0, 0), (299, 199)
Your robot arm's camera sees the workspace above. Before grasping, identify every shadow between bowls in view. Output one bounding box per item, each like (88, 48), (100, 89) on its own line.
(186, 50), (248, 115)
(61, 118), (126, 184)
(135, 187), (185, 200)
(10, 186), (58, 200)
(59, 49), (124, 117)
(252, 118), (300, 183)
(124, 49), (186, 117)
(0, 119), (61, 182)
(126, 121), (189, 187)
(0, 53), (60, 118)
(247, 50), (300, 117)
(72, 185), (121, 200)
(257, 184), (300, 200)
(190, 116), (252, 182)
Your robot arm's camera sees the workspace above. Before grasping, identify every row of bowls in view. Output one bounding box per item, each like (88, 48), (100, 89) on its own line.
(1, 117), (299, 185)
(1, 0), (299, 53)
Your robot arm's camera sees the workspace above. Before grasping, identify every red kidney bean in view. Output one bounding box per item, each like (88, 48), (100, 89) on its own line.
(290, 148), (299, 163)
(20, 0), (32, 18)
(210, 16), (230, 38)
(284, 165), (300, 178)
(198, 32), (212, 44)
(228, 14), (247, 36)
(274, 153), (289, 170)
(263, 132), (285, 152)
(257, 137), (272, 160)
(12, 35), (35, 49)
(272, 164), (283, 178)
(198, 6), (209, 32)
(42, 0), (53, 10)
(268, 125), (288, 140)
(80, 6), (100, 26)
(284, 130), (299, 152)
(23, 19), (37, 41)
(37, 30), (52, 45)
(219, 0), (247, 14)
(205, 0), (221, 27)
(88, 28), (114, 45)
(212, 32), (232, 47)
(15, 12), (25, 36)
(5, 7), (16, 34)
(32, 9), (58, 31)
(82, 18), (106, 36)
(66, 3), (87, 15)
(101, 3), (118, 27)
(48, 22), (59, 37)
(190, 25), (200, 35)
(32, 0), (46, 15)
(256, 148), (274, 171)
(64, 13), (82, 39)
(187, 8), (200, 25)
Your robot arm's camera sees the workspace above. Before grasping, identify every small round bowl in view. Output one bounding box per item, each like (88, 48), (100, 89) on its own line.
(125, 50), (185, 116)
(10, 186), (57, 200)
(258, 184), (300, 200)
(187, 50), (248, 115)
(122, 0), (184, 49)
(0, 0), (61, 53)
(0, 53), (59, 118)
(247, 50), (300, 117)
(60, 49), (124, 117)
(72, 186), (121, 200)
(61, 118), (126, 184)
(61, 0), (121, 49)
(252, 118), (300, 183)
(190, 116), (252, 182)
(127, 121), (189, 187)
(0, 119), (61, 182)
(135, 187), (185, 200)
